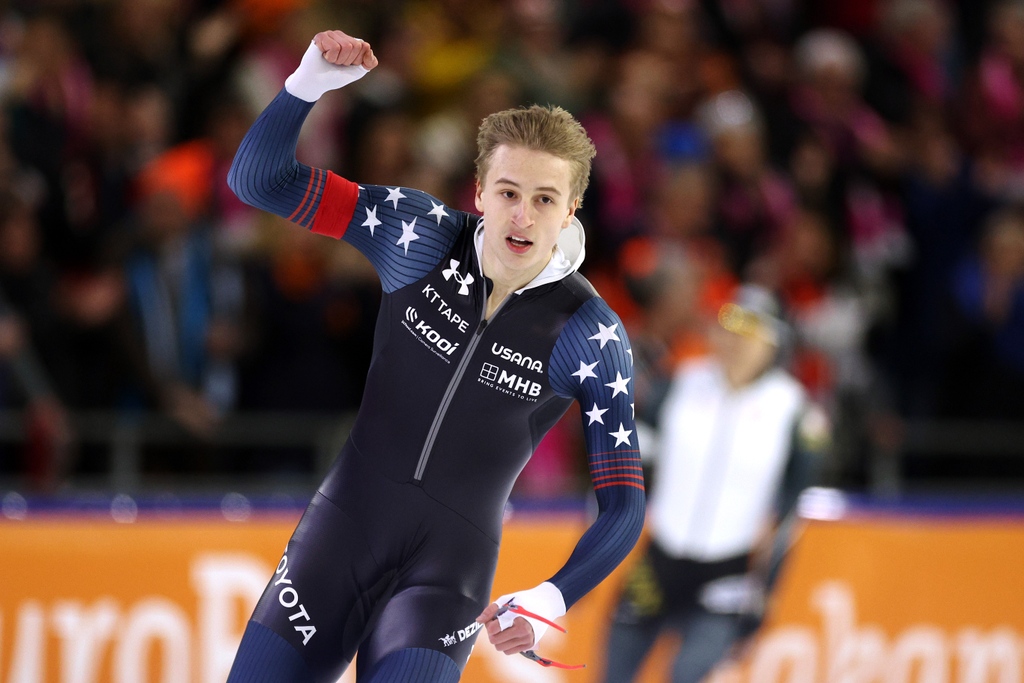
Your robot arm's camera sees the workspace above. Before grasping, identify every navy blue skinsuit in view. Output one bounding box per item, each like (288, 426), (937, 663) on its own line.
(226, 90), (645, 682)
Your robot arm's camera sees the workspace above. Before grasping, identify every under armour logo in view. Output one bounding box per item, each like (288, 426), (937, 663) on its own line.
(442, 259), (474, 296)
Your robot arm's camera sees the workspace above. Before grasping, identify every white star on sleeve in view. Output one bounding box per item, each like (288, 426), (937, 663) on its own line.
(572, 360), (599, 383)
(588, 322), (620, 349)
(362, 205), (382, 236)
(428, 201), (449, 225)
(626, 347), (633, 362)
(385, 187), (406, 209)
(609, 423), (633, 447)
(396, 218), (420, 255)
(585, 403), (608, 425)
(605, 371), (631, 398)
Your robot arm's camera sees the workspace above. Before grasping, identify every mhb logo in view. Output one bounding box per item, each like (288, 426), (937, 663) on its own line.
(479, 363), (541, 398)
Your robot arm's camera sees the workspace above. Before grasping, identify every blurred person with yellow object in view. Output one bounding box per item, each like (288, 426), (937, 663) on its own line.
(601, 284), (828, 683)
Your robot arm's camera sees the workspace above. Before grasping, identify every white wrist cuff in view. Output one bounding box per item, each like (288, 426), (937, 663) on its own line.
(284, 40), (370, 102)
(494, 581), (566, 649)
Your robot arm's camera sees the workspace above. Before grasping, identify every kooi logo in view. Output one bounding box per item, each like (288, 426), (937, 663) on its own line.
(406, 307), (460, 356)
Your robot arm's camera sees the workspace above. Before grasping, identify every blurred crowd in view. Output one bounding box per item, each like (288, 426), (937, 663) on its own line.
(0, 0), (1023, 491)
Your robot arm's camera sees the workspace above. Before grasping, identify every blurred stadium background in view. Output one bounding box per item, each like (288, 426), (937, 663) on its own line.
(1, 0), (1024, 681)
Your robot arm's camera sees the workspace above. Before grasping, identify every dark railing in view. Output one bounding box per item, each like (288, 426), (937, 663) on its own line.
(2, 410), (1024, 497)
(868, 419), (1024, 497)
(0, 409), (356, 493)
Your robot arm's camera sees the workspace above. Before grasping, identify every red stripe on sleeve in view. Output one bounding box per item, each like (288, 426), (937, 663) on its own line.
(592, 473), (645, 484)
(594, 481), (646, 492)
(311, 172), (360, 240)
(294, 168), (322, 226)
(590, 464), (645, 475)
(287, 169), (317, 221)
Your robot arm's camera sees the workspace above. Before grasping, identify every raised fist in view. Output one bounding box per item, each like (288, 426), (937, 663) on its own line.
(313, 30), (378, 69)
(284, 30), (378, 102)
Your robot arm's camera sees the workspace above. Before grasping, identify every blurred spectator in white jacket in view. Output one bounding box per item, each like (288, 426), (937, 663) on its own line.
(601, 283), (829, 683)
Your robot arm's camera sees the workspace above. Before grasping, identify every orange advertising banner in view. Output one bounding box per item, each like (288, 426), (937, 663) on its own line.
(0, 514), (298, 683)
(3, 504), (1024, 682)
(721, 514), (1024, 683)
(0, 509), (628, 683)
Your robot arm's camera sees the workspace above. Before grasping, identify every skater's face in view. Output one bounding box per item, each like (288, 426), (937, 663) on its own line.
(475, 144), (578, 291)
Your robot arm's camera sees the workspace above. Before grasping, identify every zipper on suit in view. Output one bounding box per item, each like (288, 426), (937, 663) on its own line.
(412, 294), (509, 483)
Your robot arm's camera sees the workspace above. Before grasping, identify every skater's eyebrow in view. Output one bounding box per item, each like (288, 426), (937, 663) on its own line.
(492, 178), (564, 196)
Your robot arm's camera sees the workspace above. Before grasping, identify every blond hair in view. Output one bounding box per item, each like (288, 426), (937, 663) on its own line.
(475, 104), (596, 205)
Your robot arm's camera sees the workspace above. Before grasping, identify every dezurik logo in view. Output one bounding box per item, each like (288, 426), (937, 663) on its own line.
(438, 621), (482, 648)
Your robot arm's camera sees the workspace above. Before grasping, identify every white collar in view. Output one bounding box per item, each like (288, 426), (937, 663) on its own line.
(472, 215), (587, 294)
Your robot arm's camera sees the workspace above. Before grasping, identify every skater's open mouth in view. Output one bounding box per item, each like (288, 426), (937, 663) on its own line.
(507, 235), (533, 251)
